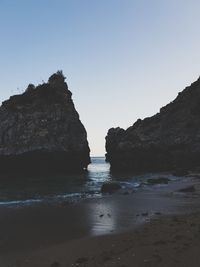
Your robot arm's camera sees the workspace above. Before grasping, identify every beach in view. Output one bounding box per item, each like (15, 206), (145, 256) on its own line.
(1, 184), (200, 267)
(1, 212), (200, 267)
(1, 158), (200, 266)
(0, 0), (199, 265)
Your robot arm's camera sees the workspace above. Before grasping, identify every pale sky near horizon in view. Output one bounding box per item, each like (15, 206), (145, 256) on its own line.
(0, 0), (200, 156)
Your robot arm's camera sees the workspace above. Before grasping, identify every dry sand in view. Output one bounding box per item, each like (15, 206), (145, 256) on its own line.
(1, 212), (200, 267)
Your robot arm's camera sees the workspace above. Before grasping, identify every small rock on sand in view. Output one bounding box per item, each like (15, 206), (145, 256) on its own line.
(154, 212), (162, 215)
(101, 182), (122, 194)
(142, 212), (149, 216)
(147, 177), (170, 185)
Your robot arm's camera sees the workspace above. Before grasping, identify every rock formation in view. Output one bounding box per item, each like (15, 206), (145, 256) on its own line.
(106, 77), (200, 172)
(0, 71), (90, 173)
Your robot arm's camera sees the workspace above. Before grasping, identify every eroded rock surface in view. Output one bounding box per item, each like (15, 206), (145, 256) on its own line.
(106, 77), (200, 172)
(0, 71), (90, 173)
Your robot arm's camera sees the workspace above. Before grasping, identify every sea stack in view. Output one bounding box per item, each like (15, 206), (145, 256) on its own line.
(0, 71), (90, 173)
(106, 77), (200, 173)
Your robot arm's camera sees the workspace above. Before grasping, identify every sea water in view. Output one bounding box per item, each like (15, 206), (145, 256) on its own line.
(0, 157), (198, 207)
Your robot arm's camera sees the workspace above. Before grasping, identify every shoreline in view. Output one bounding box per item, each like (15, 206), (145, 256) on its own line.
(1, 212), (200, 266)
(1, 171), (200, 266)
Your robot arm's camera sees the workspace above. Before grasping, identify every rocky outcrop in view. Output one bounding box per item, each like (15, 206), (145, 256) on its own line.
(0, 71), (90, 173)
(106, 77), (200, 172)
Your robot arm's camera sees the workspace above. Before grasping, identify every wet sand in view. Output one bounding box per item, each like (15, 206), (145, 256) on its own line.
(1, 175), (200, 266)
(1, 212), (200, 267)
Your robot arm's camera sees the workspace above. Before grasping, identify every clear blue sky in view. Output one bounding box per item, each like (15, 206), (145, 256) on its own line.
(0, 0), (200, 155)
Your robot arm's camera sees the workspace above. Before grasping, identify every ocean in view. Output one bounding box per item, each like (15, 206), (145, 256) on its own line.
(0, 157), (198, 208)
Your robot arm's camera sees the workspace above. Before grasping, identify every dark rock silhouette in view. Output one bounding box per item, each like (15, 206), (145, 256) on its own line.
(106, 77), (200, 172)
(178, 186), (195, 193)
(0, 71), (90, 173)
(101, 182), (122, 194)
(147, 177), (170, 185)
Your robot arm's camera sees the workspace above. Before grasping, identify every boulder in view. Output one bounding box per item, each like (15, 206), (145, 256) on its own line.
(101, 182), (122, 194)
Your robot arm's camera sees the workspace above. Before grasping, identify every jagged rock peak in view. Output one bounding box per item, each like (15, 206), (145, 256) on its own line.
(2, 71), (72, 110)
(48, 70), (66, 85)
(0, 71), (90, 173)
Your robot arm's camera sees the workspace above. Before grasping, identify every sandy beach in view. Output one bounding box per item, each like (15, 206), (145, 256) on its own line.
(1, 212), (200, 267)
(0, 0), (199, 265)
(1, 173), (200, 267)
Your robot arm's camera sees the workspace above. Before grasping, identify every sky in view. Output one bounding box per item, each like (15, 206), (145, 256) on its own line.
(0, 0), (200, 156)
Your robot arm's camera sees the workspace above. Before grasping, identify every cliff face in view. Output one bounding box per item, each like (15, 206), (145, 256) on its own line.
(0, 71), (90, 173)
(106, 77), (200, 172)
